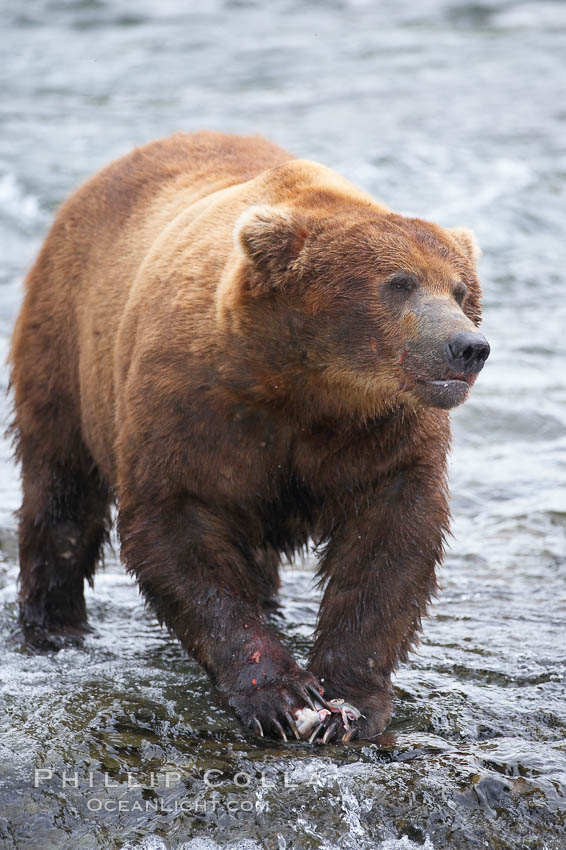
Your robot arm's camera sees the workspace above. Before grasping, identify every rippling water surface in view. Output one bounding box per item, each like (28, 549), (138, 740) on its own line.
(1, 1), (565, 848)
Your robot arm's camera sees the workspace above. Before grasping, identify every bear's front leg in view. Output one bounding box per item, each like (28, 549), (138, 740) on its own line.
(118, 493), (324, 742)
(309, 463), (450, 741)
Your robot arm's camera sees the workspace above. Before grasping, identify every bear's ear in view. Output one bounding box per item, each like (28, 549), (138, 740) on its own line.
(448, 227), (482, 265)
(234, 205), (307, 286)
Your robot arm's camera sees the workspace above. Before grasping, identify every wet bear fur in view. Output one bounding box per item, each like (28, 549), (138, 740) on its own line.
(10, 132), (486, 741)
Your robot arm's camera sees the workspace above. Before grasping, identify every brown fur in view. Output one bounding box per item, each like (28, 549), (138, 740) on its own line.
(9, 131), (486, 739)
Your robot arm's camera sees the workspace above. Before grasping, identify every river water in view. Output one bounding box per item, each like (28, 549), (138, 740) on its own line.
(1, 1), (565, 848)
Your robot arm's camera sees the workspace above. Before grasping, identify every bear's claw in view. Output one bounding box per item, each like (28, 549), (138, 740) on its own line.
(284, 711), (301, 740)
(342, 725), (357, 743)
(272, 718), (288, 742)
(306, 683), (332, 708)
(228, 668), (361, 744)
(322, 716), (342, 744)
(308, 721), (326, 743)
(302, 685), (318, 711)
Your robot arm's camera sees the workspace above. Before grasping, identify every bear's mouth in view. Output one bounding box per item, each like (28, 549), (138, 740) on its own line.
(398, 362), (478, 410)
(412, 374), (477, 410)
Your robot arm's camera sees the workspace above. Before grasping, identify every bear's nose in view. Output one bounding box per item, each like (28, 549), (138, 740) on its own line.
(446, 332), (490, 374)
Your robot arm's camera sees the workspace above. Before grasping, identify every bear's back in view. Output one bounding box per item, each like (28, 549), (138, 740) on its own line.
(77, 132), (294, 234)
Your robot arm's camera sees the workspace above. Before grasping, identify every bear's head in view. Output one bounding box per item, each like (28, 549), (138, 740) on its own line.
(232, 191), (489, 417)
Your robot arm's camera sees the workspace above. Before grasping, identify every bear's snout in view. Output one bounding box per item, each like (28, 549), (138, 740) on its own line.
(445, 331), (490, 376)
(401, 322), (490, 410)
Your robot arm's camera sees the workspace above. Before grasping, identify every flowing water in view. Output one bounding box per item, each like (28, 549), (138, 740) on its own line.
(1, 1), (565, 848)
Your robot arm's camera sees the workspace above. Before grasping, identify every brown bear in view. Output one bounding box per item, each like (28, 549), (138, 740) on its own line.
(10, 131), (489, 743)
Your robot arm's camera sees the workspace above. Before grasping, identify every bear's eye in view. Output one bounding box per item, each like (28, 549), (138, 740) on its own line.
(453, 282), (468, 305)
(388, 273), (419, 294)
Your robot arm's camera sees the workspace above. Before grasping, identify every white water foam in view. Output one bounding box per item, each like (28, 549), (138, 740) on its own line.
(124, 834), (435, 850)
(0, 172), (41, 223)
